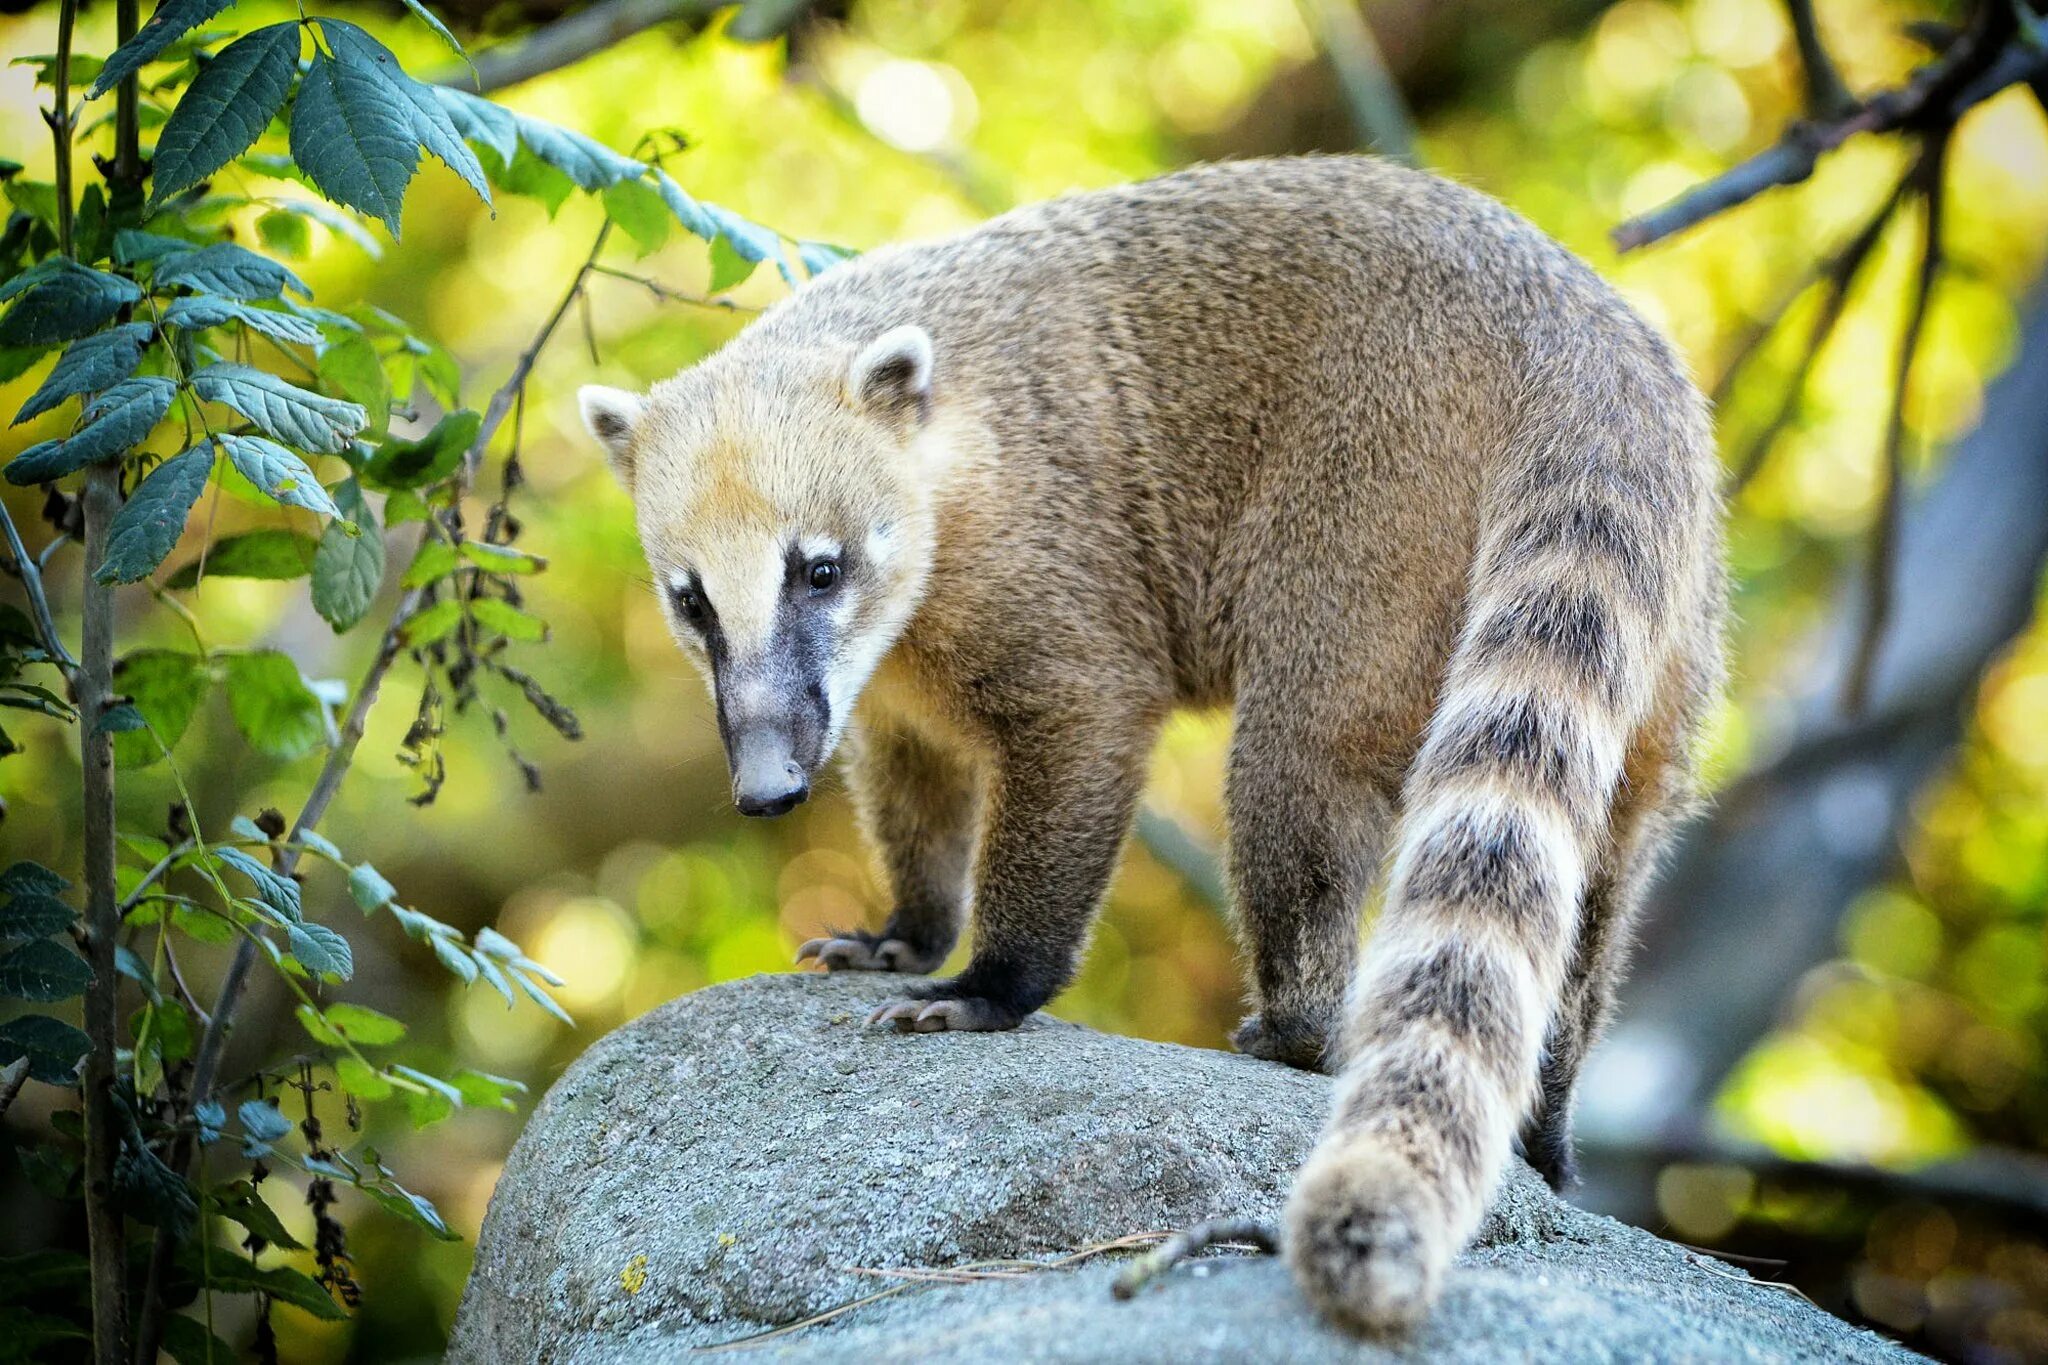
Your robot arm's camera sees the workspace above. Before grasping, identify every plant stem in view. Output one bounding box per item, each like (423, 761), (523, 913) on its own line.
(51, 0), (76, 257)
(79, 462), (128, 1365)
(0, 498), (77, 675)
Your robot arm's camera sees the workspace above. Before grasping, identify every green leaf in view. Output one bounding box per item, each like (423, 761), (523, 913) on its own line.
(0, 260), (138, 349)
(12, 322), (153, 426)
(399, 598), (460, 646)
(190, 365), (366, 454)
(361, 409), (479, 490)
(222, 650), (325, 759)
(263, 197), (384, 258)
(287, 920), (352, 980)
(512, 967), (572, 1025)
(0, 1248), (90, 1300)
(797, 240), (856, 276)
(213, 846), (302, 921)
(314, 333), (389, 435)
(471, 598), (545, 642)
(162, 295), (322, 347)
(110, 650), (207, 768)
(93, 445), (211, 585)
(602, 178), (669, 255)
(0, 862), (68, 896)
(257, 210), (313, 256)
(0, 939), (92, 1001)
(94, 702), (146, 733)
(149, 24), (300, 203)
(161, 1312), (237, 1365)
(238, 1098), (292, 1143)
(6, 377), (175, 485)
(289, 43), (420, 234)
(218, 433), (340, 518)
(451, 1068), (526, 1110)
(165, 528), (318, 588)
(347, 862), (395, 912)
(318, 21), (488, 208)
(400, 1083), (454, 1127)
(651, 169), (717, 241)
(89, 0), (235, 98)
(708, 233), (756, 293)
(294, 1002), (342, 1046)
(155, 243), (310, 302)
(0, 1013), (89, 1082)
(360, 1179), (454, 1239)
(512, 112), (643, 189)
(0, 892), (74, 939)
(460, 540), (545, 574)
(400, 0), (469, 65)
(401, 540), (459, 588)
(325, 1001), (405, 1046)
(432, 87), (519, 165)
(335, 1052), (393, 1099)
(313, 478), (383, 631)
(197, 1256), (346, 1321)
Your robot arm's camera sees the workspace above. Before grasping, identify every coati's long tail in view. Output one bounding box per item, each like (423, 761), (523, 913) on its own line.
(1284, 344), (1715, 1331)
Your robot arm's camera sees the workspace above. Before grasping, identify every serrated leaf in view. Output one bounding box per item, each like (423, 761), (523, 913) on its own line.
(400, 0), (469, 64)
(237, 1099), (292, 1143)
(6, 377), (176, 485)
(319, 21), (488, 208)
(0, 1013), (89, 1083)
(512, 966), (572, 1024)
(110, 650), (207, 768)
(0, 260), (138, 349)
(460, 540), (545, 574)
(94, 444), (211, 585)
(165, 528), (318, 588)
(432, 86), (518, 164)
(313, 478), (382, 631)
(161, 1313), (236, 1365)
(191, 365), (365, 453)
(400, 1082), (453, 1127)
(512, 112), (643, 189)
(13, 322), (152, 426)
(430, 934), (478, 984)
(0, 892), (76, 940)
(90, 0), (235, 98)
(289, 44), (419, 234)
(149, 24), (300, 203)
(287, 920), (352, 980)
(399, 597), (460, 646)
(361, 1179), (454, 1238)
(295, 828), (343, 861)
(471, 597), (545, 642)
(796, 239), (856, 276)
(94, 702), (146, 733)
(213, 845), (302, 921)
(314, 333), (388, 435)
(602, 178), (669, 254)
(206, 1179), (303, 1251)
(334, 1051), (392, 1099)
(347, 862), (395, 912)
(197, 1257), (346, 1321)
(361, 409), (479, 490)
(111, 230), (194, 265)
(163, 295), (321, 346)
(651, 169), (717, 240)
(217, 433), (340, 518)
(326, 1001), (405, 1045)
(0, 862), (69, 895)
(222, 650), (325, 759)
(0, 939), (92, 1001)
(156, 242), (310, 302)
(451, 1068), (526, 1110)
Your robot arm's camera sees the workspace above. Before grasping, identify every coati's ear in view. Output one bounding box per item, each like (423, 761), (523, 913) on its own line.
(847, 324), (933, 424)
(579, 385), (645, 487)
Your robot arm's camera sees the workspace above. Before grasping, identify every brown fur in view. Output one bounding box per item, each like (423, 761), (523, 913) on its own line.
(584, 156), (1727, 1332)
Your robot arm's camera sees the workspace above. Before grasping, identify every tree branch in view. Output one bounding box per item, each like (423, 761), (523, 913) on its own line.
(1785, 0), (1854, 117)
(1612, 2), (2033, 252)
(0, 497), (78, 676)
(442, 0), (723, 95)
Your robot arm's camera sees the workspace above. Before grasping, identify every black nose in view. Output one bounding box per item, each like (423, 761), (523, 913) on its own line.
(734, 762), (809, 818)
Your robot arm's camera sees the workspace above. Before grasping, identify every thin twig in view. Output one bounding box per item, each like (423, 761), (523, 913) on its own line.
(1111, 1219), (1279, 1300)
(1844, 132), (1950, 713)
(588, 263), (757, 312)
(1785, 0), (1855, 117)
(1295, 0), (1419, 164)
(1723, 173), (1911, 494)
(0, 498), (78, 676)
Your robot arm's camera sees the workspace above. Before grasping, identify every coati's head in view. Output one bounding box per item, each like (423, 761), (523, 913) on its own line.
(580, 324), (944, 817)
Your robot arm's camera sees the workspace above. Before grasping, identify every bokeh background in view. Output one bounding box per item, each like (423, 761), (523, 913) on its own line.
(3, 0), (2047, 1360)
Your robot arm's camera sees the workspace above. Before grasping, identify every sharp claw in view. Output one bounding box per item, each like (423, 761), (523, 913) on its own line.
(866, 1000), (923, 1028)
(911, 1003), (954, 1033)
(795, 939), (825, 963)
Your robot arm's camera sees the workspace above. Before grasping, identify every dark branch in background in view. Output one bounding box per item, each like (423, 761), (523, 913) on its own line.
(441, 0), (824, 95)
(129, 218), (624, 1365)
(1784, 0), (1854, 117)
(1845, 134), (1948, 712)
(1611, 0), (2036, 252)
(1294, 0), (1419, 164)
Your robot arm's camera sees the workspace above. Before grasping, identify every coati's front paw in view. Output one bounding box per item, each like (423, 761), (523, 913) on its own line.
(1231, 1012), (1332, 1072)
(864, 978), (1030, 1033)
(795, 928), (947, 974)
(1284, 1138), (1450, 1334)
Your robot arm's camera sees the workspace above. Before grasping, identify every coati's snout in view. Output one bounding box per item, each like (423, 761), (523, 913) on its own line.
(715, 646), (831, 817)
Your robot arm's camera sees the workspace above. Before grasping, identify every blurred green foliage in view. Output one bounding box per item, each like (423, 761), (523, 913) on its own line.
(1, 0), (2045, 1358)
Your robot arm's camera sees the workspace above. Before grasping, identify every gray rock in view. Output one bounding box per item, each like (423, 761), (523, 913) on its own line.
(450, 973), (1922, 1364)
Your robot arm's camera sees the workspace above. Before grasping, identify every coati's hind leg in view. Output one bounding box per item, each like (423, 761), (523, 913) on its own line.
(800, 724), (980, 975)
(869, 706), (1157, 1032)
(1225, 701), (1394, 1073)
(1523, 748), (1687, 1189)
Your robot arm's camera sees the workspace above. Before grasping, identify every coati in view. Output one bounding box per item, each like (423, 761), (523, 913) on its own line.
(579, 156), (1726, 1333)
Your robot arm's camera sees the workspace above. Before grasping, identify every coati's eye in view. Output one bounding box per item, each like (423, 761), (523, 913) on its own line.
(806, 558), (841, 595)
(672, 584), (707, 625)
